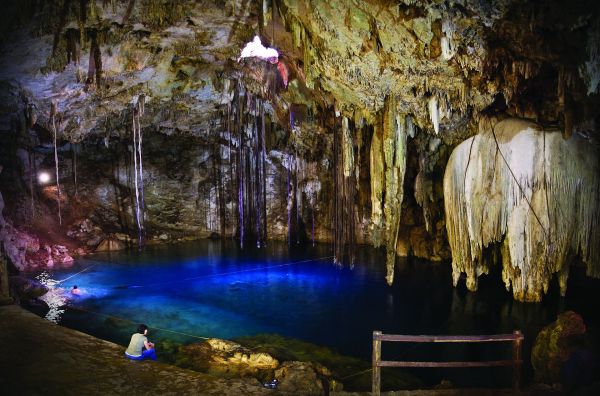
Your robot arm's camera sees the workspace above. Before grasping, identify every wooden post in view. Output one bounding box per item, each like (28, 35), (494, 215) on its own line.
(373, 331), (382, 396)
(512, 330), (522, 393)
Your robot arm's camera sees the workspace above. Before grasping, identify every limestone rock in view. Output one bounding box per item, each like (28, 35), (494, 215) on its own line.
(532, 311), (587, 384)
(274, 360), (332, 396)
(180, 338), (279, 379)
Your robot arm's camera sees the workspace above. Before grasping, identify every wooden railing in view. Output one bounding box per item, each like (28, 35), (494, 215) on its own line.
(372, 330), (524, 395)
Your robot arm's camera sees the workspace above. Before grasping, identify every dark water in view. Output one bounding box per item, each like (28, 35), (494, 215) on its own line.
(26, 240), (600, 389)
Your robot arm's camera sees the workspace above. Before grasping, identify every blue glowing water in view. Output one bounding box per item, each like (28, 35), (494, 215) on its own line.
(27, 240), (600, 388)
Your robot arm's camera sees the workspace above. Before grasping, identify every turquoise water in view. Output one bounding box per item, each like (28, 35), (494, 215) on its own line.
(26, 240), (600, 388)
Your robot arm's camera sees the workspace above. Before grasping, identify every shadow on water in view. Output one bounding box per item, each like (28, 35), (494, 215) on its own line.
(24, 239), (600, 391)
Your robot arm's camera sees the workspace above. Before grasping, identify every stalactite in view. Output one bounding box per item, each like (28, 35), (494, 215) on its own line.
(369, 120), (384, 247)
(66, 29), (80, 64)
(123, 0), (136, 24)
(52, 0), (71, 56)
(441, 18), (457, 60)
(79, 0), (88, 49)
(444, 118), (600, 302)
(87, 32), (102, 85)
(382, 97), (408, 285)
(89, 0), (97, 22)
(428, 95), (439, 134)
(50, 102), (62, 226)
(342, 117), (356, 266)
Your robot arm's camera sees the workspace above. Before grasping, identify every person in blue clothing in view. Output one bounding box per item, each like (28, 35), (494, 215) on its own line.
(125, 324), (156, 361)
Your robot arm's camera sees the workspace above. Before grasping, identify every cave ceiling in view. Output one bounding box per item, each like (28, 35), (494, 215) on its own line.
(0, 0), (597, 145)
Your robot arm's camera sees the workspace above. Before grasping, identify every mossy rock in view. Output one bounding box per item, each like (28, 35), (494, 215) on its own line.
(532, 311), (586, 384)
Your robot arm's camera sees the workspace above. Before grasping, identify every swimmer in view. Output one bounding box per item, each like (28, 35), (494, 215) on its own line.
(71, 285), (82, 295)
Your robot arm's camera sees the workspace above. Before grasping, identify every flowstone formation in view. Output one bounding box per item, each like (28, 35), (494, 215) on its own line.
(444, 118), (600, 302)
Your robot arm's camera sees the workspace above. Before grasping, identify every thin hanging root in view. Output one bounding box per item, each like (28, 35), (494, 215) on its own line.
(131, 96), (145, 248)
(132, 110), (141, 246)
(51, 102), (62, 226)
(137, 96), (145, 221)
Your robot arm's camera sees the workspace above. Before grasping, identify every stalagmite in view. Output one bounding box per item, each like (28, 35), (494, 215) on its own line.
(50, 102), (62, 226)
(444, 118), (600, 302)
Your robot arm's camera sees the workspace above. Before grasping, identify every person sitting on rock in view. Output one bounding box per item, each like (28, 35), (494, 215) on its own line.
(71, 285), (82, 296)
(125, 324), (156, 361)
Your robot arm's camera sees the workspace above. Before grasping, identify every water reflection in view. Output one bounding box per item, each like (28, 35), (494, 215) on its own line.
(35, 272), (68, 323)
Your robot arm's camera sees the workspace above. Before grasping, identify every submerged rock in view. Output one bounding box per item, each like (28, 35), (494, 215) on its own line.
(532, 311), (587, 384)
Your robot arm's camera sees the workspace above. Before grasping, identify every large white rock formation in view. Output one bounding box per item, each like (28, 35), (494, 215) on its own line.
(444, 118), (599, 302)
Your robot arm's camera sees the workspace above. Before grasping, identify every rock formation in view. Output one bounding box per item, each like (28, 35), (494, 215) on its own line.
(444, 118), (599, 302)
(531, 311), (587, 384)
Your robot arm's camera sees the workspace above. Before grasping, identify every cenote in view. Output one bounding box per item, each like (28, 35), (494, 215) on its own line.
(1, 0), (600, 393)
(25, 240), (600, 390)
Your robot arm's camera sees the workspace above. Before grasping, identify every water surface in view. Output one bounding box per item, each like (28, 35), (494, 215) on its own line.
(27, 240), (600, 388)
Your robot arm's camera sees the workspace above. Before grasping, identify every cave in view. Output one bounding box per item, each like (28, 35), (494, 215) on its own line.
(0, 0), (599, 394)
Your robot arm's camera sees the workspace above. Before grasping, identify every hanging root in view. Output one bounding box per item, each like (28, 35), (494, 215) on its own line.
(131, 95), (145, 248)
(51, 101), (62, 226)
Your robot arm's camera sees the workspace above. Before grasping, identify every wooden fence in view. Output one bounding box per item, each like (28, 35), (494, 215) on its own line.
(372, 330), (524, 395)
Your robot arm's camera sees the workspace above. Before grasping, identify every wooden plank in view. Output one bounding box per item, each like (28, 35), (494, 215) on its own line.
(512, 330), (523, 393)
(378, 360), (520, 368)
(372, 331), (381, 396)
(374, 333), (523, 343)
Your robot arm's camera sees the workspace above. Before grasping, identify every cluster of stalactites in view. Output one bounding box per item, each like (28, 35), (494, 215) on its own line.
(444, 117), (600, 302)
(370, 96), (409, 285)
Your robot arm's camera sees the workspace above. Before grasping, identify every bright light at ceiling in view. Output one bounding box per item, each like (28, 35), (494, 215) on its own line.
(38, 172), (51, 184)
(238, 35), (279, 63)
